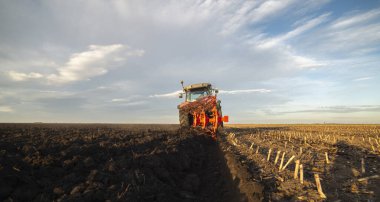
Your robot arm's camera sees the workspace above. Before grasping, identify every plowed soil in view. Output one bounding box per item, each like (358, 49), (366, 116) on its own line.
(0, 124), (262, 202)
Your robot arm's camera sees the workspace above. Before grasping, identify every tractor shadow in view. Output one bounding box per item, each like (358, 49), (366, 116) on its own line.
(175, 128), (254, 202)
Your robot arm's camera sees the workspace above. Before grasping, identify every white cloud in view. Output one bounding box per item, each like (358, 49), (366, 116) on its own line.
(47, 44), (143, 83)
(331, 8), (380, 29)
(220, 1), (261, 35)
(8, 71), (43, 81)
(150, 89), (271, 98)
(257, 13), (330, 49)
(353, 77), (372, 81)
(112, 100), (147, 107)
(219, 89), (271, 94)
(299, 9), (380, 55)
(319, 23), (380, 54)
(109, 95), (148, 107)
(248, 0), (296, 23)
(39, 90), (58, 93)
(290, 54), (326, 68)
(240, 13), (329, 70)
(221, 0), (297, 35)
(294, 0), (331, 15)
(149, 90), (183, 98)
(0, 106), (13, 112)
(7, 44), (144, 84)
(111, 98), (129, 102)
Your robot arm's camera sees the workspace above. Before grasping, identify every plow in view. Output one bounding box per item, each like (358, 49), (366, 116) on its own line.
(177, 81), (229, 139)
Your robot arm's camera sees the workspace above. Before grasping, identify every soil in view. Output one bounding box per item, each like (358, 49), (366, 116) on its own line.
(225, 124), (380, 201)
(0, 124), (260, 202)
(1, 123), (378, 202)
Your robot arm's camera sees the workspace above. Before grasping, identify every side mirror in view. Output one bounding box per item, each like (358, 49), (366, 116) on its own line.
(179, 93), (183, 98)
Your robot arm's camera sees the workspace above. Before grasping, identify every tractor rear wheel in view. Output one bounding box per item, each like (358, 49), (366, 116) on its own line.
(179, 110), (191, 128)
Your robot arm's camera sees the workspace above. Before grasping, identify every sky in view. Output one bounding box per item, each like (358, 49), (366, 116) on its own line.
(0, 0), (380, 124)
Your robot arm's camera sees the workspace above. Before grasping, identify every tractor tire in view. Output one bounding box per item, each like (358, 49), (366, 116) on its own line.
(179, 110), (190, 128)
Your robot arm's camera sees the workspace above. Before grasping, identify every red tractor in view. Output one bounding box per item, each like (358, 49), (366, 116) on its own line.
(177, 81), (228, 139)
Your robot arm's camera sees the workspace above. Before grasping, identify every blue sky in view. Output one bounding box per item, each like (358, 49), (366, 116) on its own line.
(0, 0), (379, 123)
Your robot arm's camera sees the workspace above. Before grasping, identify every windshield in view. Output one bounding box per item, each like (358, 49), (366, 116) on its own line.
(186, 90), (209, 102)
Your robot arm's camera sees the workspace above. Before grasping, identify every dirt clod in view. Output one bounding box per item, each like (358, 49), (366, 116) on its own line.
(53, 187), (65, 195)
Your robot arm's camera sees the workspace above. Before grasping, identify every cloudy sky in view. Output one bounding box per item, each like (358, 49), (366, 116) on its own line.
(1, 0), (380, 124)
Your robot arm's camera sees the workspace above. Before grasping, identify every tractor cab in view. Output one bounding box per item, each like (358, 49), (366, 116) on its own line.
(180, 82), (218, 102)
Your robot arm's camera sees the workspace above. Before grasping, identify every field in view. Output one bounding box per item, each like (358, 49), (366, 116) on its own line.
(224, 124), (380, 201)
(0, 124), (379, 201)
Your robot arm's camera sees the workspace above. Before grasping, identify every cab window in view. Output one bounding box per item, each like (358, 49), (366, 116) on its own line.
(186, 90), (209, 102)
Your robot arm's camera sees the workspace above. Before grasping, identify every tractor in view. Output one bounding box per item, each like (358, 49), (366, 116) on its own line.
(177, 81), (228, 139)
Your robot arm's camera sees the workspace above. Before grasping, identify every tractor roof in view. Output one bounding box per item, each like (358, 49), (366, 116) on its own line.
(184, 83), (211, 91)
